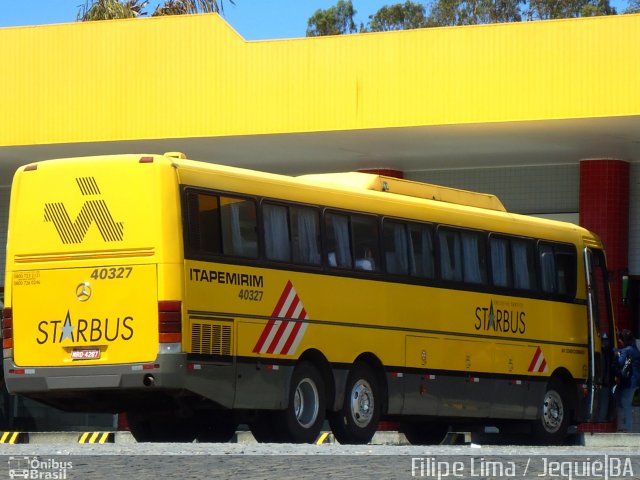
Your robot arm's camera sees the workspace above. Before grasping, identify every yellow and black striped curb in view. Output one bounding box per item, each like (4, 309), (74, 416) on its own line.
(315, 432), (333, 445)
(0, 432), (27, 444)
(78, 432), (115, 444)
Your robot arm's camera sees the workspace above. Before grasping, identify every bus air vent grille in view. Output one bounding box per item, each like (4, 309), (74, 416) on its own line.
(191, 322), (232, 356)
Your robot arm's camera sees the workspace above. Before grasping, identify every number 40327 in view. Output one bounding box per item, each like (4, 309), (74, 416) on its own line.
(90, 267), (133, 280)
(238, 289), (263, 301)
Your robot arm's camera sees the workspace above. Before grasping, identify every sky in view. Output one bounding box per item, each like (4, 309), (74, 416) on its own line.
(0, 1), (395, 40)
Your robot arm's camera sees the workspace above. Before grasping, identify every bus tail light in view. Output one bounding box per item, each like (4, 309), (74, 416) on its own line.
(158, 301), (182, 344)
(2, 308), (13, 349)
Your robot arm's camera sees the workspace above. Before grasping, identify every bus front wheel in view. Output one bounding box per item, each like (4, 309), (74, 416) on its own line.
(329, 362), (381, 444)
(532, 377), (570, 445)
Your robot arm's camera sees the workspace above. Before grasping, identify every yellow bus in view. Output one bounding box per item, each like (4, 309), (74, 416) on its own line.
(2, 153), (616, 444)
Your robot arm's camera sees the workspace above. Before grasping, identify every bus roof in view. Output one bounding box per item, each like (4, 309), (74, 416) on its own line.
(297, 172), (507, 212)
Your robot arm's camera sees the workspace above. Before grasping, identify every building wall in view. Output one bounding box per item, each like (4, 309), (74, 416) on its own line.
(406, 164), (579, 214)
(0, 14), (638, 148)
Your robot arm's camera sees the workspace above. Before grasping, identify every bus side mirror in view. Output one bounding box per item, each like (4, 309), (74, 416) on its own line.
(622, 274), (629, 306)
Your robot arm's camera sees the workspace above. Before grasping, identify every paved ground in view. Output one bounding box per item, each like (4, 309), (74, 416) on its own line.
(1, 435), (639, 479)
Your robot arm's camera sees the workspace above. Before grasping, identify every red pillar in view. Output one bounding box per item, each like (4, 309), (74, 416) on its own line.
(579, 159), (630, 331)
(357, 168), (404, 179)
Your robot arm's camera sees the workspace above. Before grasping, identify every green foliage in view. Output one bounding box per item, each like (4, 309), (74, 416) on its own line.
(77, 0), (147, 21)
(366, 1), (429, 31)
(308, 0), (620, 35)
(152, 0), (234, 16)
(78, 0), (234, 21)
(428, 0), (523, 26)
(625, 0), (640, 12)
(306, 0), (358, 36)
(525, 0), (615, 19)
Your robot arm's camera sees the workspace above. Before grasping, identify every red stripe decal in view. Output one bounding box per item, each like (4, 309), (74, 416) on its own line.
(284, 295), (301, 319)
(266, 320), (291, 354)
(281, 317), (304, 354)
(253, 281), (293, 353)
(528, 347), (541, 372)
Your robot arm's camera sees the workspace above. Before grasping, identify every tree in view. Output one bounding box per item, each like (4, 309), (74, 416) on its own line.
(525, 0), (615, 19)
(428, 0), (524, 26)
(306, 0), (358, 36)
(366, 1), (429, 32)
(77, 0), (148, 21)
(78, 0), (234, 21)
(152, 0), (235, 16)
(625, 0), (640, 12)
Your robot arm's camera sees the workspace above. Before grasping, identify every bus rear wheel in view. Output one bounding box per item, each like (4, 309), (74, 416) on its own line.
(400, 421), (449, 445)
(249, 411), (281, 443)
(329, 362), (381, 444)
(532, 377), (570, 445)
(126, 410), (197, 443)
(275, 361), (326, 443)
(196, 410), (238, 443)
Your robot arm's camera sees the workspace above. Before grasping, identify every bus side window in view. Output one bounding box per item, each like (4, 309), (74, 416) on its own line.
(461, 231), (487, 285)
(409, 223), (435, 279)
(290, 206), (321, 265)
(539, 242), (577, 297)
(263, 203), (292, 262)
(438, 228), (462, 282)
(352, 215), (380, 272)
(511, 239), (535, 290)
(220, 196), (258, 258)
(490, 236), (511, 287)
(539, 244), (556, 293)
(325, 212), (352, 269)
(555, 248), (576, 296)
(186, 192), (222, 255)
(383, 221), (409, 275)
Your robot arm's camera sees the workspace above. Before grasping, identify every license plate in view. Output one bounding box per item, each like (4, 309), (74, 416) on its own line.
(71, 348), (101, 360)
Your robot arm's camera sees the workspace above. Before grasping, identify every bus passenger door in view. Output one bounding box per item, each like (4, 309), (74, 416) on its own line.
(584, 248), (616, 422)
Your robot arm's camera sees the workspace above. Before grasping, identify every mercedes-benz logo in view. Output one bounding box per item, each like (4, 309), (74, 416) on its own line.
(76, 282), (92, 302)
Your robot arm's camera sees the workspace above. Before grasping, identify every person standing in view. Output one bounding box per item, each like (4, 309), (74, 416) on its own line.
(615, 329), (640, 432)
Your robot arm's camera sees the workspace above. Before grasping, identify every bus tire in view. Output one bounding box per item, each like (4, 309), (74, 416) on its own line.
(400, 421), (449, 445)
(196, 410), (238, 443)
(249, 411), (281, 443)
(126, 410), (197, 443)
(275, 361), (326, 443)
(532, 377), (570, 445)
(329, 362), (381, 445)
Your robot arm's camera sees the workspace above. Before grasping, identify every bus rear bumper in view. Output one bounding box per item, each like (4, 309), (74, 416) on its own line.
(3, 353), (186, 394)
(0, 353), (234, 413)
